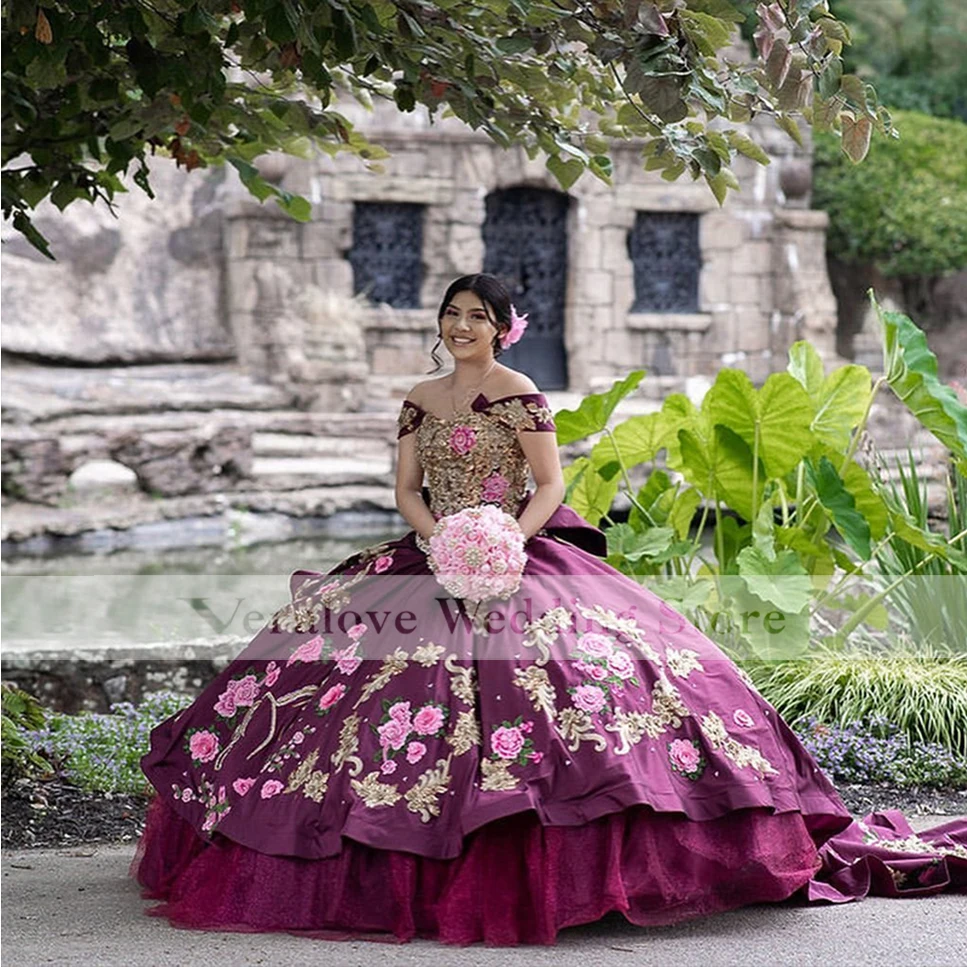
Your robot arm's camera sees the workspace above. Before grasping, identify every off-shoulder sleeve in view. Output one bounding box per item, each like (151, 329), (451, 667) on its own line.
(489, 393), (556, 433)
(397, 399), (425, 439)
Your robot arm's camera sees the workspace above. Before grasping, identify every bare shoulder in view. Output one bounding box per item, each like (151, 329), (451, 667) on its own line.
(490, 366), (541, 398)
(405, 376), (448, 406)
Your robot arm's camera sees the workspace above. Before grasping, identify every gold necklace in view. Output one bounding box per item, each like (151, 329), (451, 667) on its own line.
(450, 359), (497, 417)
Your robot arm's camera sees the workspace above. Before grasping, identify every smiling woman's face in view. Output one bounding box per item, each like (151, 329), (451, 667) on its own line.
(440, 289), (500, 359)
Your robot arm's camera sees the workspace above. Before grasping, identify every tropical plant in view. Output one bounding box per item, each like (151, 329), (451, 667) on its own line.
(869, 453), (967, 649)
(744, 640), (967, 755)
(3, 0), (889, 257)
(556, 291), (967, 659)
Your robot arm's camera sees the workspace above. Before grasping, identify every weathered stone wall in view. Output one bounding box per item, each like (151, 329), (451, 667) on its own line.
(1, 161), (235, 364)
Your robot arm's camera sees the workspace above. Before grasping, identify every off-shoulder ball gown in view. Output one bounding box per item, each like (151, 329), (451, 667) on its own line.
(132, 391), (967, 945)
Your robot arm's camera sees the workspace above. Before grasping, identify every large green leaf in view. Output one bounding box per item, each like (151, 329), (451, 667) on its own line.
(678, 423), (757, 520)
(806, 456), (872, 559)
(787, 341), (825, 405)
(874, 293), (967, 472)
(840, 458), (889, 540)
(706, 369), (814, 478)
(590, 411), (672, 475)
(736, 546), (813, 613)
(554, 371), (646, 445)
(563, 456), (619, 526)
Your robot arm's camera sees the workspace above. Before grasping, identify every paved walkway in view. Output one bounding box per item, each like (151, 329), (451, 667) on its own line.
(4, 819), (966, 967)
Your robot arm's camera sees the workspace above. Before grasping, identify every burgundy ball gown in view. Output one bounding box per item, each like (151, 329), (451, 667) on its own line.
(133, 391), (967, 944)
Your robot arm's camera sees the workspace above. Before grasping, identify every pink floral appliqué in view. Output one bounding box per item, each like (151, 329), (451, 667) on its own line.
(481, 471), (511, 503)
(318, 683), (346, 712)
(287, 635), (324, 666)
(374, 555), (394, 573)
(188, 730), (219, 763)
(213, 673), (260, 719)
(332, 643), (362, 676)
(572, 683), (607, 715)
(406, 741), (427, 764)
(449, 425), (477, 455)
(261, 779), (284, 799)
(263, 661), (281, 688)
(412, 705), (445, 735)
(668, 738), (706, 780)
(733, 708), (755, 729)
(232, 777), (256, 796)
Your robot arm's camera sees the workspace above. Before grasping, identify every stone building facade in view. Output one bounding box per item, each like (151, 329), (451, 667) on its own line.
(222, 99), (840, 407)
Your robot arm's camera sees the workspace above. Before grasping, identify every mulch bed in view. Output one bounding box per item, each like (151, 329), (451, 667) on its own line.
(2, 774), (965, 851)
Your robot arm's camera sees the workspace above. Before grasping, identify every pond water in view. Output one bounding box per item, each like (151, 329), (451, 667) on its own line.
(1, 528), (406, 653)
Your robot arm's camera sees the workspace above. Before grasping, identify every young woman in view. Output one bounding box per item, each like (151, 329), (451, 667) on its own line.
(133, 273), (967, 944)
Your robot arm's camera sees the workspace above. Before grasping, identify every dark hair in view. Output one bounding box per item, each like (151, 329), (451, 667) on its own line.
(427, 273), (512, 374)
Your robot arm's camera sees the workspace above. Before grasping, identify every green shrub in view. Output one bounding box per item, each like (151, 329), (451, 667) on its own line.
(25, 691), (192, 795)
(743, 642), (967, 756)
(1, 682), (50, 779)
(813, 110), (967, 277)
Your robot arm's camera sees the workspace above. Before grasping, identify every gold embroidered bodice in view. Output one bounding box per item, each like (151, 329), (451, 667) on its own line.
(397, 391), (556, 518)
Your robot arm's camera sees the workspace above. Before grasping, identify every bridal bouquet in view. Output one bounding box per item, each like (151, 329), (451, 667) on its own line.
(425, 504), (527, 607)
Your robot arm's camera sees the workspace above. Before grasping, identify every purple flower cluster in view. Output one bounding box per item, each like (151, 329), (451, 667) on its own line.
(794, 714), (967, 790)
(25, 690), (191, 795)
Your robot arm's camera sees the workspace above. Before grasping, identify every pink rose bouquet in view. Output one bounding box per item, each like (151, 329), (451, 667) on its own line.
(426, 504), (527, 607)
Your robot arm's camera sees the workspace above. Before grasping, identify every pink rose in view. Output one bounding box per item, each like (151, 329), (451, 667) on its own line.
(261, 779), (284, 799)
(181, 788), (194, 803)
(347, 622), (368, 640)
(188, 730), (219, 763)
(449, 425), (477, 455)
(333, 644), (362, 675)
(318, 683), (346, 711)
(572, 659), (596, 676)
(412, 705), (445, 736)
(491, 725), (525, 760)
(202, 812), (217, 832)
(529, 751), (544, 764)
(374, 555), (394, 573)
(381, 759), (398, 775)
(388, 701), (412, 726)
(232, 777), (256, 796)
(287, 635), (324, 666)
(572, 684), (607, 715)
(213, 688), (237, 719)
(587, 664), (609, 682)
(264, 662), (280, 688)
(607, 650), (636, 680)
(292, 731), (305, 745)
(406, 741), (427, 764)
(519, 720), (534, 734)
(481, 472), (510, 502)
(378, 718), (410, 751)
(231, 674), (260, 707)
(733, 708), (755, 729)
(579, 633), (614, 658)
(218, 785), (227, 804)
(669, 739), (701, 773)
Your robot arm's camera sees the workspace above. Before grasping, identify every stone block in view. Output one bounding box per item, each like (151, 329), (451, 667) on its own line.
(699, 211), (746, 251)
(312, 258), (354, 294)
(580, 271), (615, 307)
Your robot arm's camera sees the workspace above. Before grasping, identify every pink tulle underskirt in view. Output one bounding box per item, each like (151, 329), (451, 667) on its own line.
(131, 795), (825, 945)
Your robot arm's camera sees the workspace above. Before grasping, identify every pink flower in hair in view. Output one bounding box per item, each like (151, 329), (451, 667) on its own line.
(500, 305), (529, 349)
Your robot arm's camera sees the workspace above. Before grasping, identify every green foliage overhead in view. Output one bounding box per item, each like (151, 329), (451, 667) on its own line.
(556, 292), (967, 660)
(3, 0), (889, 257)
(813, 109), (967, 276)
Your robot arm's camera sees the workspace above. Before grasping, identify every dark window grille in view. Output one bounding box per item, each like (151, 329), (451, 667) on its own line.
(348, 202), (424, 307)
(627, 212), (701, 313)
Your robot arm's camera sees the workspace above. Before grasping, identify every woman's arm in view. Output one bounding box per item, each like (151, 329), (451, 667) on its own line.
(395, 415), (438, 541)
(516, 429), (566, 541)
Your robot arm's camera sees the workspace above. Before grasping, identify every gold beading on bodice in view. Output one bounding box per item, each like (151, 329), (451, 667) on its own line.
(397, 392), (556, 518)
